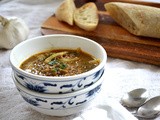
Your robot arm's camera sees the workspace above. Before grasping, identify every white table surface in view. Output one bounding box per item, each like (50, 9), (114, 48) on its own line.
(0, 0), (160, 120)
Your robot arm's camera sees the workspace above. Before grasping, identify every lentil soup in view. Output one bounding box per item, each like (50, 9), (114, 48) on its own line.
(20, 48), (100, 77)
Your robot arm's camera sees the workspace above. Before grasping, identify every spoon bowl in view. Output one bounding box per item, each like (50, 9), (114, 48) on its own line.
(121, 88), (148, 108)
(136, 96), (160, 119)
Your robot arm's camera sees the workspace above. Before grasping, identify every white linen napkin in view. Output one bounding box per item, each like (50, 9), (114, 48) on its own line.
(73, 99), (138, 120)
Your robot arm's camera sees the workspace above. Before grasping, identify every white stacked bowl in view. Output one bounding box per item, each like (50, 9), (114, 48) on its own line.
(12, 72), (104, 116)
(10, 34), (107, 116)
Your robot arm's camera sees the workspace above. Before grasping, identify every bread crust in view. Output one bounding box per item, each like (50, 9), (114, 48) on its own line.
(55, 0), (76, 25)
(105, 2), (160, 38)
(74, 2), (99, 31)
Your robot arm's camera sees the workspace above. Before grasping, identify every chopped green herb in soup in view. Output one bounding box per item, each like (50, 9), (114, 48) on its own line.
(20, 48), (100, 77)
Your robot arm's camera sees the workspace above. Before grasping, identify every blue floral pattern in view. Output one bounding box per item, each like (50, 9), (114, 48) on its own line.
(23, 96), (39, 106)
(87, 85), (101, 97)
(14, 67), (104, 93)
(18, 85), (101, 110)
(26, 83), (46, 93)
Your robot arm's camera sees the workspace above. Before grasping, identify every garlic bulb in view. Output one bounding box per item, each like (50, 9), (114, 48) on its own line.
(0, 15), (29, 49)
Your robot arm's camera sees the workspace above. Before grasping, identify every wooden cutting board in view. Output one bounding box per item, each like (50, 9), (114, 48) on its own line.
(41, 1), (160, 66)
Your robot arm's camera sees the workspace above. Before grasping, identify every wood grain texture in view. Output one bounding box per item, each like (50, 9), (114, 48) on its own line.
(41, 2), (160, 66)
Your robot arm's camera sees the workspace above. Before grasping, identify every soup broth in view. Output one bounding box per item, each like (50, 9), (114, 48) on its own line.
(20, 48), (100, 77)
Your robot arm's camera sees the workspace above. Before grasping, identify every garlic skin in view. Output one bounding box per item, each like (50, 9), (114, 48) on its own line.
(0, 16), (29, 49)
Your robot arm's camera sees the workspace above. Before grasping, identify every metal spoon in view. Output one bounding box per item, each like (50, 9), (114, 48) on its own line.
(134, 96), (160, 119)
(121, 88), (148, 108)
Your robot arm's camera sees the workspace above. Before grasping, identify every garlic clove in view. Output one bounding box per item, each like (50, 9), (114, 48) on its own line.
(0, 16), (29, 49)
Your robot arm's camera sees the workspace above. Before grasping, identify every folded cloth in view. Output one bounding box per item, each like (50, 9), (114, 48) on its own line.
(73, 99), (138, 120)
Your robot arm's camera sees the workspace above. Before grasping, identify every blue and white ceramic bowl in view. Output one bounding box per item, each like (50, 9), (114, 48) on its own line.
(12, 73), (104, 116)
(10, 34), (107, 93)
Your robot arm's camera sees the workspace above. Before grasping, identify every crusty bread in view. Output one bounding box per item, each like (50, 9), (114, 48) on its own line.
(104, 2), (160, 38)
(74, 2), (99, 31)
(55, 0), (76, 25)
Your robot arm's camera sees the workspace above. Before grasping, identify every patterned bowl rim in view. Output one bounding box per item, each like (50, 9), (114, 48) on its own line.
(10, 34), (107, 81)
(12, 72), (105, 98)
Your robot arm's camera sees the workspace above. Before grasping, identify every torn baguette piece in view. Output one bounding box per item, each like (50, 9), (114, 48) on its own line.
(55, 0), (76, 25)
(104, 2), (160, 38)
(74, 2), (99, 31)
